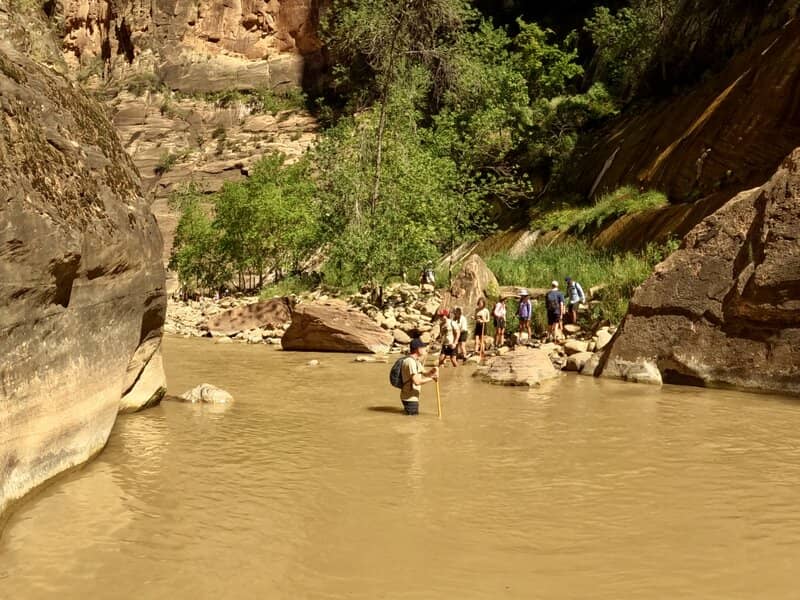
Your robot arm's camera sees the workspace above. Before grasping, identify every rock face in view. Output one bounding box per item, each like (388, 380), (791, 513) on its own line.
(205, 297), (293, 336)
(0, 17), (166, 520)
(474, 347), (559, 387)
(440, 254), (499, 315)
(599, 149), (800, 395)
(282, 300), (394, 353)
(571, 13), (800, 211)
(111, 92), (318, 264)
(41, 1), (326, 266)
(58, 0), (326, 93)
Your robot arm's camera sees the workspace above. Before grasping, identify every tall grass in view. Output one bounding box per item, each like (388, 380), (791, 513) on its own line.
(530, 186), (668, 233)
(485, 239), (677, 326)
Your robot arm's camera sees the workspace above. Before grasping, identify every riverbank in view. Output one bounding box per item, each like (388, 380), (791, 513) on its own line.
(165, 283), (444, 348)
(165, 280), (618, 381)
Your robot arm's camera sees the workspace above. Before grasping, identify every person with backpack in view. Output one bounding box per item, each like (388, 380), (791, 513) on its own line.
(389, 337), (439, 415)
(545, 280), (565, 342)
(564, 276), (586, 325)
(517, 290), (532, 341)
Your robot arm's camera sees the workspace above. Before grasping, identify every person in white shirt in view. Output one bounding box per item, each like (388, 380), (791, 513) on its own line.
(437, 309), (459, 368)
(492, 297), (507, 348)
(452, 306), (468, 361)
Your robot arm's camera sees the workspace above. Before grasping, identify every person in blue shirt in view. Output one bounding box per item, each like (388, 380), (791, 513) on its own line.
(564, 276), (586, 325)
(517, 290), (532, 341)
(544, 281), (565, 342)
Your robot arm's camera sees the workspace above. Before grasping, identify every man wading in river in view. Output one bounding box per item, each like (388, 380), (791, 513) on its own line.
(400, 338), (439, 415)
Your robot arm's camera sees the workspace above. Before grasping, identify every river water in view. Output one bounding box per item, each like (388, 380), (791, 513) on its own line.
(2, 335), (800, 599)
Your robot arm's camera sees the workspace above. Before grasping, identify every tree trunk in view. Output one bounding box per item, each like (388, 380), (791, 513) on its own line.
(369, 2), (410, 212)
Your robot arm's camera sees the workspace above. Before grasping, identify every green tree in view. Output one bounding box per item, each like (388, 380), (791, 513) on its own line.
(168, 186), (228, 294)
(323, 0), (474, 208)
(313, 73), (490, 290)
(585, 0), (679, 101)
(213, 154), (318, 289)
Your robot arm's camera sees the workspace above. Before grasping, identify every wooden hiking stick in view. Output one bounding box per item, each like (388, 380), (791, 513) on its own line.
(435, 378), (442, 419)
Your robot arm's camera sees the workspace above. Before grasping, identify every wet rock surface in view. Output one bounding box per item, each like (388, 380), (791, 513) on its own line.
(0, 18), (165, 519)
(599, 149), (800, 395)
(179, 384), (234, 404)
(474, 347), (560, 387)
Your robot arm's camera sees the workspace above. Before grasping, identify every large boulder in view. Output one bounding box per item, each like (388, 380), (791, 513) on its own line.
(282, 300), (394, 353)
(474, 347), (560, 387)
(205, 297), (293, 337)
(440, 254), (499, 315)
(599, 148), (800, 395)
(0, 20), (165, 520)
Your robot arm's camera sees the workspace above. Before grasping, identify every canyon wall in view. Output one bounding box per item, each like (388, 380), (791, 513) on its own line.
(599, 148), (800, 395)
(48, 0), (325, 266)
(0, 3), (165, 522)
(58, 0), (325, 93)
(572, 15), (800, 207)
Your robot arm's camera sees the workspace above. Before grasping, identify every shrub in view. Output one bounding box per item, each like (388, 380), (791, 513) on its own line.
(155, 149), (190, 175)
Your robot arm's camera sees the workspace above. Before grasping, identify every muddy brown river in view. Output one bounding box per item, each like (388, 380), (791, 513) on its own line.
(2, 335), (800, 598)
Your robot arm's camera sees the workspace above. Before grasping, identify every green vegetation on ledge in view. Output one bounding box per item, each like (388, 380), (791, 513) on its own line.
(530, 186), (668, 234)
(485, 238), (679, 325)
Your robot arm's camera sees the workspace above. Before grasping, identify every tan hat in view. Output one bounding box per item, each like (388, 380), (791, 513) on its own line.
(551, 280), (559, 287)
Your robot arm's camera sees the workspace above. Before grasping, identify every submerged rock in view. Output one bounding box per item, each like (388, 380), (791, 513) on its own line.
(474, 347), (560, 387)
(180, 384), (234, 404)
(564, 352), (594, 373)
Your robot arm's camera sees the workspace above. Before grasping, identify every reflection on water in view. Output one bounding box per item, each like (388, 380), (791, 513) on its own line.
(2, 335), (800, 599)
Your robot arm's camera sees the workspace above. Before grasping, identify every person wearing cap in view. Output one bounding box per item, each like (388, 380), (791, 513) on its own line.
(437, 309), (459, 368)
(545, 280), (565, 342)
(473, 297), (491, 361)
(452, 306), (468, 361)
(517, 289), (532, 341)
(564, 276), (586, 325)
(400, 338), (439, 415)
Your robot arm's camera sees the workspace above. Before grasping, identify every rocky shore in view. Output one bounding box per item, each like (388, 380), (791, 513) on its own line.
(165, 282), (444, 349)
(164, 278), (620, 386)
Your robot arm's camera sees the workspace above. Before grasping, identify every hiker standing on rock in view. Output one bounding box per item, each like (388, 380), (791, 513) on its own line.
(400, 338), (439, 415)
(517, 290), (532, 341)
(453, 306), (468, 361)
(437, 309), (459, 368)
(474, 298), (491, 361)
(419, 264), (436, 289)
(545, 281), (565, 342)
(564, 276), (586, 325)
(493, 297), (507, 349)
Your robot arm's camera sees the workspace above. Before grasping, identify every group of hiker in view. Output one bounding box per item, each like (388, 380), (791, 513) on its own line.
(394, 276), (587, 415)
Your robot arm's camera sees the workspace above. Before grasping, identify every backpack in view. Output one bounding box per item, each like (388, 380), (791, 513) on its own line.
(389, 357), (407, 389)
(546, 291), (560, 312)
